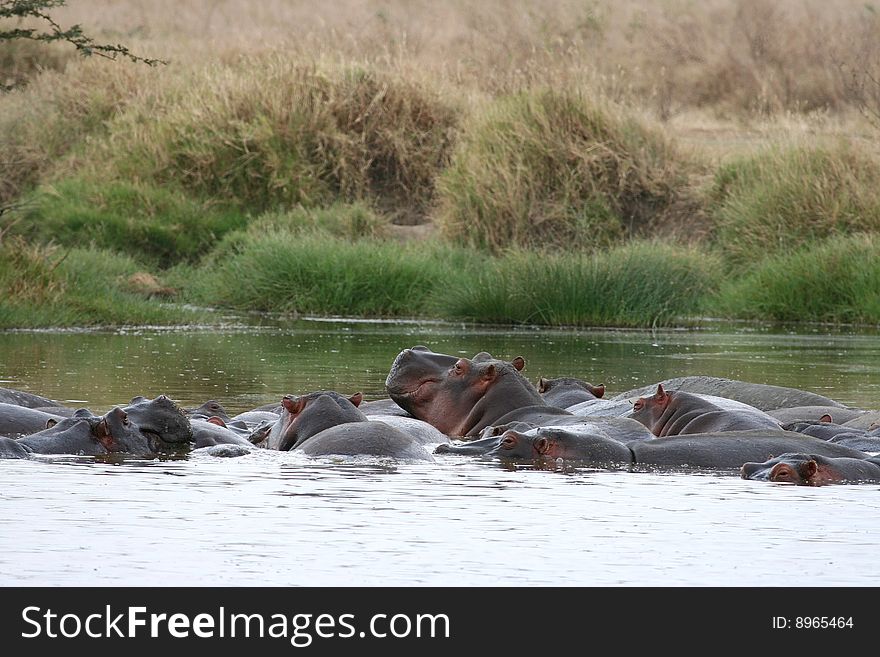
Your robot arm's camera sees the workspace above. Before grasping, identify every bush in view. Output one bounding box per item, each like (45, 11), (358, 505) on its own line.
(710, 142), (880, 268)
(435, 91), (687, 251)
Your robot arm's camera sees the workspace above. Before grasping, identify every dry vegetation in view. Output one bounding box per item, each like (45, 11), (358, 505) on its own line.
(3, 0), (880, 327)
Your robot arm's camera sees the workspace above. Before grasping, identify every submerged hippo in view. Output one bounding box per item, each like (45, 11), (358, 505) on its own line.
(537, 377), (605, 409)
(190, 417), (253, 448)
(0, 407), (154, 458)
(123, 395), (193, 446)
(386, 346), (560, 437)
(0, 403), (65, 438)
(0, 386), (60, 409)
(185, 400), (231, 423)
(614, 376), (845, 412)
(632, 385), (781, 437)
(783, 420), (880, 453)
(265, 390), (433, 460)
(741, 453), (880, 485)
(768, 406), (866, 425)
(440, 426), (867, 472)
(437, 426), (633, 465)
(266, 391), (366, 451)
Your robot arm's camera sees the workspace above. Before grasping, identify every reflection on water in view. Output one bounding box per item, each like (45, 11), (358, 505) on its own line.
(1, 319), (880, 586)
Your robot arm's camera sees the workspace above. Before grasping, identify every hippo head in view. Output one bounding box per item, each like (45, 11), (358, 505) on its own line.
(537, 377), (605, 399)
(741, 453), (819, 485)
(266, 391), (365, 451)
(386, 346), (536, 436)
(18, 407), (152, 456)
(631, 384), (671, 433)
(186, 400), (231, 423)
(123, 395), (193, 449)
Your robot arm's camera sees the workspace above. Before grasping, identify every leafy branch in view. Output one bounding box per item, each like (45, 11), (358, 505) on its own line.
(1, 0), (165, 66)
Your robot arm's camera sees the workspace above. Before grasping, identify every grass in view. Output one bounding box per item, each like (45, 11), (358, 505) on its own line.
(436, 242), (721, 327)
(435, 91), (687, 251)
(4, 2), (880, 329)
(711, 234), (880, 324)
(0, 238), (207, 328)
(710, 141), (880, 268)
(182, 228), (479, 317)
(18, 178), (247, 266)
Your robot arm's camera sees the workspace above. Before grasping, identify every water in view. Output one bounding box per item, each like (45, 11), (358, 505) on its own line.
(2, 318), (880, 586)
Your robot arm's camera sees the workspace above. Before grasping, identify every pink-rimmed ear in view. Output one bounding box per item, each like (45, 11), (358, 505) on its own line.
(349, 392), (364, 407)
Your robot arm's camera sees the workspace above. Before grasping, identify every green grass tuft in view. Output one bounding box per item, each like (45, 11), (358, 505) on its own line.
(0, 238), (206, 328)
(711, 234), (880, 324)
(436, 241), (720, 327)
(17, 178), (248, 266)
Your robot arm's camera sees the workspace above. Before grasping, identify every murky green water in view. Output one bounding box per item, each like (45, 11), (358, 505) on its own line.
(1, 318), (879, 586)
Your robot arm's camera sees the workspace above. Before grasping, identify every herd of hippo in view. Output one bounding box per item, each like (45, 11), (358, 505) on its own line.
(3, 345), (880, 486)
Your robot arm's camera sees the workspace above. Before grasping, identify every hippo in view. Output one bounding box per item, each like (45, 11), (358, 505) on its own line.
(386, 346), (554, 437)
(360, 398), (413, 418)
(768, 406), (866, 425)
(294, 422), (433, 461)
(229, 410), (280, 427)
(123, 395), (193, 446)
(741, 453), (880, 485)
(33, 406), (80, 418)
(0, 407), (154, 458)
(537, 377), (605, 409)
(631, 385), (782, 437)
(613, 376), (845, 412)
(263, 390), (432, 459)
(628, 430), (868, 470)
(472, 416), (653, 445)
(266, 391), (365, 451)
(842, 411), (880, 431)
(0, 402), (65, 438)
(437, 426), (634, 465)
(0, 386), (59, 409)
(782, 420), (880, 452)
(190, 417), (253, 448)
(185, 400), (231, 423)
(360, 414), (450, 446)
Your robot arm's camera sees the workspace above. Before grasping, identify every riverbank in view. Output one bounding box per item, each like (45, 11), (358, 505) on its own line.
(3, 1), (880, 329)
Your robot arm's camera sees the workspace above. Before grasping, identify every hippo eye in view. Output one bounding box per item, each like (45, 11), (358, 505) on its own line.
(501, 435), (516, 449)
(633, 400), (643, 411)
(122, 414), (130, 426)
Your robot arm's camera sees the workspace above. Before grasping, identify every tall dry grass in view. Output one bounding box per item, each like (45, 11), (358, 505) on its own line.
(31, 0), (880, 118)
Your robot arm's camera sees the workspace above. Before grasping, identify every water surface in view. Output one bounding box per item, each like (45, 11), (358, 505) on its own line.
(1, 319), (879, 586)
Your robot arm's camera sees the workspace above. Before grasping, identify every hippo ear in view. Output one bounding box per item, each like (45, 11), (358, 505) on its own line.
(349, 392), (363, 407)
(130, 396), (148, 404)
(207, 416), (227, 427)
(534, 437), (551, 455)
(537, 377), (549, 393)
(46, 418), (57, 429)
(511, 356), (525, 371)
(819, 414), (833, 424)
(593, 384), (606, 399)
(655, 384), (666, 400)
(73, 408), (93, 418)
(799, 459), (818, 480)
(481, 364), (498, 382)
